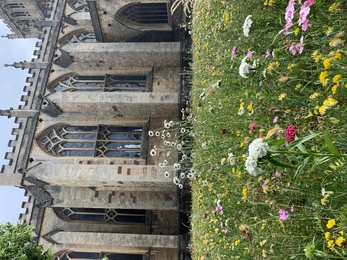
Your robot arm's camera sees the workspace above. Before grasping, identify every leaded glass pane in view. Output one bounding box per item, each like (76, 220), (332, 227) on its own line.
(42, 125), (142, 157)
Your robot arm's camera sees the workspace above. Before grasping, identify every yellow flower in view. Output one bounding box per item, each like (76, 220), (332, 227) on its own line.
(264, 0), (273, 6)
(309, 92), (320, 99)
(329, 38), (345, 47)
(323, 97), (338, 107)
(327, 239), (335, 250)
(325, 232), (331, 241)
(325, 27), (332, 36)
(315, 54), (322, 63)
(333, 74), (342, 83)
(335, 236), (345, 247)
(319, 71), (328, 86)
(242, 186), (247, 201)
(235, 239), (240, 246)
(331, 84), (338, 95)
(295, 84), (302, 90)
(278, 93), (286, 100)
(287, 63), (295, 70)
(323, 58), (333, 70)
(319, 106), (328, 115)
(247, 102), (253, 112)
(326, 219), (336, 229)
(266, 125), (283, 138)
(334, 52), (342, 60)
(329, 2), (340, 12)
(267, 61), (280, 72)
(294, 27), (300, 36)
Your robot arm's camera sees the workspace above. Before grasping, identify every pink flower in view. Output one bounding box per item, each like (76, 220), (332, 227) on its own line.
(247, 50), (255, 58)
(223, 229), (228, 234)
(298, 5), (310, 26)
(285, 0), (295, 23)
(304, 0), (314, 7)
(274, 171), (281, 177)
(289, 36), (304, 55)
(249, 122), (256, 134)
(291, 204), (295, 212)
(279, 209), (289, 221)
(279, 22), (293, 35)
(265, 49), (271, 58)
(301, 19), (310, 31)
(261, 182), (267, 189)
(232, 46), (237, 58)
(273, 116), (278, 123)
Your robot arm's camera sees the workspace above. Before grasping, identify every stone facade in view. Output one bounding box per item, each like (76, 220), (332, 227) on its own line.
(0, 0), (189, 258)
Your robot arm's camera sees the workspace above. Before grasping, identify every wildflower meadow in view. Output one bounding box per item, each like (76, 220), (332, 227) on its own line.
(184, 0), (347, 259)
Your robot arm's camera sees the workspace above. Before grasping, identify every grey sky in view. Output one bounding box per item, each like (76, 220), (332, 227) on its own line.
(0, 21), (37, 224)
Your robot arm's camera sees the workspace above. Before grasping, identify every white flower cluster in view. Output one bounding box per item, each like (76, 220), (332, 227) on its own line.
(245, 138), (269, 175)
(242, 15), (253, 37)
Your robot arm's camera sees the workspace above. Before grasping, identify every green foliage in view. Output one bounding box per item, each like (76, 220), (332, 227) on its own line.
(0, 222), (53, 260)
(188, 0), (347, 259)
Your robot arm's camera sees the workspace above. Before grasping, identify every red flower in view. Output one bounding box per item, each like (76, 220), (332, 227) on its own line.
(222, 129), (226, 135)
(285, 125), (296, 143)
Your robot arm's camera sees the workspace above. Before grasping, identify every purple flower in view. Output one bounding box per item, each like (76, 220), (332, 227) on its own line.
(273, 116), (278, 123)
(279, 209), (289, 221)
(232, 46), (237, 58)
(265, 49), (271, 58)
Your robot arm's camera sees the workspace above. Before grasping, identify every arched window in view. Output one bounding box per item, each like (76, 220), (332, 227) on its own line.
(55, 252), (143, 260)
(67, 32), (96, 43)
(58, 208), (146, 223)
(116, 3), (169, 27)
(68, 0), (89, 12)
(53, 75), (147, 92)
(38, 125), (143, 157)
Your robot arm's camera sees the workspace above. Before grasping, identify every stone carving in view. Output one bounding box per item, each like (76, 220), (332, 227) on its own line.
(26, 185), (53, 207)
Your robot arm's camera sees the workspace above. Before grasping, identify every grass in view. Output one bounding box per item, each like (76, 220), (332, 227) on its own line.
(184, 0), (347, 259)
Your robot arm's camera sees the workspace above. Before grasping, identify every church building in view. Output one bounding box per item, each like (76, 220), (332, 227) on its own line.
(0, 0), (190, 259)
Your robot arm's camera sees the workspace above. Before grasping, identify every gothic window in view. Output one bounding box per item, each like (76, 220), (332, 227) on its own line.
(116, 3), (168, 26)
(68, 32), (96, 43)
(6, 3), (25, 9)
(55, 252), (143, 260)
(58, 207), (146, 223)
(40, 125), (143, 157)
(53, 75), (147, 92)
(68, 0), (89, 12)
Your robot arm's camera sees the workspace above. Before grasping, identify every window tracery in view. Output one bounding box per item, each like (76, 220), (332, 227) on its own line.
(68, 0), (89, 12)
(39, 125), (143, 157)
(68, 32), (96, 43)
(55, 252), (143, 260)
(58, 207), (146, 223)
(53, 75), (146, 92)
(116, 3), (168, 26)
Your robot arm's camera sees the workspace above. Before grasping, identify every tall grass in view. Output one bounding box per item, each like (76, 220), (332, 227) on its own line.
(188, 0), (347, 259)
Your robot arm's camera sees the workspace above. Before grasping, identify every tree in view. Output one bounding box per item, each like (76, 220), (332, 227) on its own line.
(0, 221), (53, 260)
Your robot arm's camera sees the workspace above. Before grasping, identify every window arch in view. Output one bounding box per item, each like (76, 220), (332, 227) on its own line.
(53, 75), (147, 92)
(116, 3), (169, 28)
(58, 207), (146, 223)
(37, 125), (143, 157)
(55, 252), (143, 260)
(68, 0), (89, 12)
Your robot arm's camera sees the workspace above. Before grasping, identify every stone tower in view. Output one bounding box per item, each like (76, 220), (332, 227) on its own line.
(0, 0), (190, 258)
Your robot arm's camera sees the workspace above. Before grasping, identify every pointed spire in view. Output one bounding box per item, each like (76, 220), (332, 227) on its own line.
(4, 61), (50, 70)
(0, 108), (38, 118)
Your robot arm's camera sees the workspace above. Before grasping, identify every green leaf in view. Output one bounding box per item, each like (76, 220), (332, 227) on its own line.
(288, 132), (320, 151)
(324, 130), (340, 156)
(308, 156), (332, 174)
(268, 157), (295, 168)
(294, 155), (312, 178)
